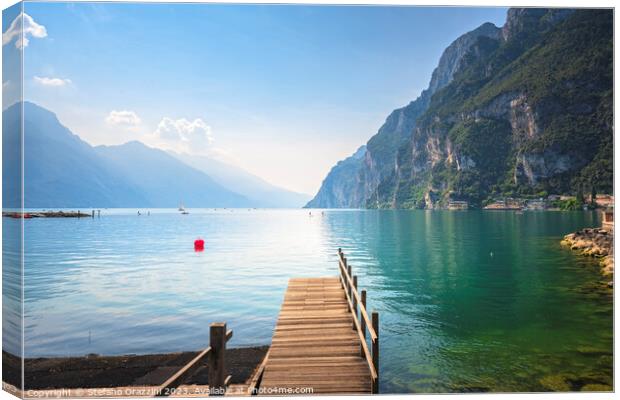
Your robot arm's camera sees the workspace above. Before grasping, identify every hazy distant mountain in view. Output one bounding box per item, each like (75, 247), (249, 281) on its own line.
(4, 102), (253, 208)
(170, 152), (311, 208)
(2, 101), (22, 209)
(95, 142), (252, 208)
(12, 102), (149, 208)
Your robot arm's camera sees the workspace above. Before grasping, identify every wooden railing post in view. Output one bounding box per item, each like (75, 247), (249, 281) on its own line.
(344, 258), (348, 289)
(209, 323), (227, 396)
(338, 248), (379, 393)
(347, 264), (352, 299)
(360, 289), (367, 355)
(352, 275), (358, 329)
(343, 257), (349, 294)
(371, 312), (379, 394)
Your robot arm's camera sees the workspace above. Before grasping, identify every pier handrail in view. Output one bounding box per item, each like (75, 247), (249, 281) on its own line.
(339, 272), (378, 381)
(337, 248), (380, 394)
(338, 254), (378, 342)
(156, 323), (233, 397)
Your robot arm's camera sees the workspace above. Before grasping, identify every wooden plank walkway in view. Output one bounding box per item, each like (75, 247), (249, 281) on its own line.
(259, 277), (372, 395)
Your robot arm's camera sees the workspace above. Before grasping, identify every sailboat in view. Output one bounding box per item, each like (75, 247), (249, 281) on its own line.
(179, 202), (189, 215)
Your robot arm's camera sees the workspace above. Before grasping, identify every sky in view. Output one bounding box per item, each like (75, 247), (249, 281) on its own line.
(3, 3), (507, 195)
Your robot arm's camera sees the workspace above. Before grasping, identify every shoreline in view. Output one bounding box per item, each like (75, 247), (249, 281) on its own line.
(561, 228), (614, 281)
(2, 347), (268, 391)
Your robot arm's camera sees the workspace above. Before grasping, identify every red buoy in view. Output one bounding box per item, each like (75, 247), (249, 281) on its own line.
(194, 238), (205, 252)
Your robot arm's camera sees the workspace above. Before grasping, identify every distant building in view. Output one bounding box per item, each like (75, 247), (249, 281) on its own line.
(588, 194), (614, 208)
(601, 207), (614, 231)
(526, 198), (546, 210)
(484, 197), (524, 210)
(447, 200), (468, 210)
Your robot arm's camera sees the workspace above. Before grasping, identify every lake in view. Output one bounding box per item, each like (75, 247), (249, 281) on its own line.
(2, 209), (612, 392)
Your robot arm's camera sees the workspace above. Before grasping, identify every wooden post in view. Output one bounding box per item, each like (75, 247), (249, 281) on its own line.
(371, 312), (379, 394)
(360, 289), (367, 355)
(343, 257), (349, 293)
(347, 264), (352, 299)
(91, 210), (95, 218)
(209, 323), (227, 396)
(352, 275), (358, 329)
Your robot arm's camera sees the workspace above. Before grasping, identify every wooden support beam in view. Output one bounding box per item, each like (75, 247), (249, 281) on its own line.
(209, 323), (228, 396)
(352, 275), (358, 330)
(247, 350), (270, 395)
(371, 312), (379, 394)
(347, 264), (352, 300)
(155, 346), (211, 397)
(360, 290), (367, 356)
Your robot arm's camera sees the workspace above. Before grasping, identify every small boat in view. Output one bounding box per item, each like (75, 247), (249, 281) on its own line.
(179, 202), (189, 214)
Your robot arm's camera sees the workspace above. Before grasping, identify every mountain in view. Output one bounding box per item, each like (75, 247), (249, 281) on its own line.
(4, 102), (253, 208)
(306, 22), (503, 208)
(305, 146), (366, 208)
(169, 152), (311, 208)
(15, 102), (149, 208)
(307, 8), (612, 209)
(2, 102), (22, 209)
(94, 142), (252, 208)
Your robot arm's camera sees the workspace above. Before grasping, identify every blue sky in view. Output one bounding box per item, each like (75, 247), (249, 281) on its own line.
(4, 3), (507, 194)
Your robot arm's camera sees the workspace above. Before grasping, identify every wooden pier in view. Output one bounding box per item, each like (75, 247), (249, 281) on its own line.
(258, 249), (379, 395)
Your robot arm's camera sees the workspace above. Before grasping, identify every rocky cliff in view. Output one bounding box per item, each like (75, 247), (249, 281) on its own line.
(305, 145), (366, 208)
(306, 22), (502, 208)
(307, 8), (612, 209)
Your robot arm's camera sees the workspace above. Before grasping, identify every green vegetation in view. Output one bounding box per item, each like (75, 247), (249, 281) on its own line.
(387, 9), (613, 208)
(552, 198), (583, 211)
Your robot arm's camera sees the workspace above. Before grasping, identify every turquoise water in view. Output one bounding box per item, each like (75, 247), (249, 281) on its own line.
(2, 209), (613, 392)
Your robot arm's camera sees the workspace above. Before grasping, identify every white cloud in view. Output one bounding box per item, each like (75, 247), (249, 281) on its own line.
(34, 76), (71, 87)
(106, 110), (142, 128)
(2, 13), (47, 49)
(151, 117), (214, 154)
